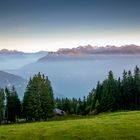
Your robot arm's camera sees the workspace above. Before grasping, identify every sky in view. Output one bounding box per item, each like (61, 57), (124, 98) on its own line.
(0, 0), (140, 52)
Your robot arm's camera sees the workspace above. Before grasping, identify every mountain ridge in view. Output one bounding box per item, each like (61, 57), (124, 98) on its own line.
(0, 49), (24, 55)
(0, 49), (48, 55)
(56, 44), (140, 55)
(38, 44), (140, 62)
(0, 70), (27, 98)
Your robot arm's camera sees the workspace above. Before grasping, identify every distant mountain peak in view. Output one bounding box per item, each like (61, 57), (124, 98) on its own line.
(56, 45), (98, 55)
(0, 49), (49, 56)
(0, 49), (24, 54)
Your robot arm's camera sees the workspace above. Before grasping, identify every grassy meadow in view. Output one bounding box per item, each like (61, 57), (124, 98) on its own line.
(0, 111), (140, 140)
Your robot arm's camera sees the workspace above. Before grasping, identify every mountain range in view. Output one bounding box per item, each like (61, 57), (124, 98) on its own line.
(57, 44), (140, 54)
(0, 49), (48, 55)
(0, 49), (23, 55)
(1, 44), (140, 98)
(38, 44), (140, 62)
(0, 49), (48, 70)
(56, 44), (140, 54)
(1, 44), (140, 57)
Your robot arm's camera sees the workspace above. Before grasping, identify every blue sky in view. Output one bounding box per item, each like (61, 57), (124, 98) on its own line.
(0, 0), (140, 52)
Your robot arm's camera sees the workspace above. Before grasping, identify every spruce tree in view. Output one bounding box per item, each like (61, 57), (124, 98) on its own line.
(0, 89), (5, 124)
(5, 86), (21, 123)
(134, 66), (140, 109)
(23, 73), (54, 121)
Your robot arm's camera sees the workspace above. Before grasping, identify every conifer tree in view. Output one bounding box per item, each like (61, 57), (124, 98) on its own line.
(0, 89), (5, 124)
(23, 73), (54, 121)
(134, 66), (140, 109)
(5, 86), (21, 123)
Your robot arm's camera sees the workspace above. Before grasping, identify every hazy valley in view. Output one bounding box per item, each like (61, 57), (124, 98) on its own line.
(1, 45), (140, 98)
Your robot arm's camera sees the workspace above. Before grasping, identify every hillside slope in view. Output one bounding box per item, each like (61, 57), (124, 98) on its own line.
(0, 71), (27, 97)
(0, 111), (140, 140)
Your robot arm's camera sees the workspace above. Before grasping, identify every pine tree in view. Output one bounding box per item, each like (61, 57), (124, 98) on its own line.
(134, 66), (140, 109)
(12, 86), (21, 122)
(5, 86), (21, 123)
(0, 89), (5, 124)
(23, 73), (54, 121)
(92, 71), (119, 112)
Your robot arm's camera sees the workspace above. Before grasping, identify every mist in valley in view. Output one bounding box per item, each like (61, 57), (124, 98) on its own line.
(4, 54), (140, 98)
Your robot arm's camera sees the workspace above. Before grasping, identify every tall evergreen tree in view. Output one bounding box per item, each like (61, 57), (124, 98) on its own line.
(0, 89), (5, 124)
(23, 73), (54, 121)
(134, 66), (140, 109)
(5, 86), (21, 123)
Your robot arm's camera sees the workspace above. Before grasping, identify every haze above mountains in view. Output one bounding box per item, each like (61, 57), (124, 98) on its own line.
(0, 44), (140, 99)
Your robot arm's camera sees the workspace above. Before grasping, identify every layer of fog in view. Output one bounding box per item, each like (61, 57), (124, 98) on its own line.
(7, 55), (140, 98)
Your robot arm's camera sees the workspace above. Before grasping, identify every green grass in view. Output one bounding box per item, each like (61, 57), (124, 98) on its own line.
(0, 111), (140, 140)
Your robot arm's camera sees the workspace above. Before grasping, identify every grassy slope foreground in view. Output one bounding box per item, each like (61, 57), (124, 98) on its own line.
(0, 111), (140, 140)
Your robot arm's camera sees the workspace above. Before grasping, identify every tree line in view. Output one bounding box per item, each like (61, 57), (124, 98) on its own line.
(0, 66), (140, 124)
(55, 66), (140, 114)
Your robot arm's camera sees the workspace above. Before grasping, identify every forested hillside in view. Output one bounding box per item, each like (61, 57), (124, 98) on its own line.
(0, 66), (140, 124)
(55, 66), (140, 114)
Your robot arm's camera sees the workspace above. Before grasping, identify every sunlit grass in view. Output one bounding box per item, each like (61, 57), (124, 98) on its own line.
(0, 111), (140, 140)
